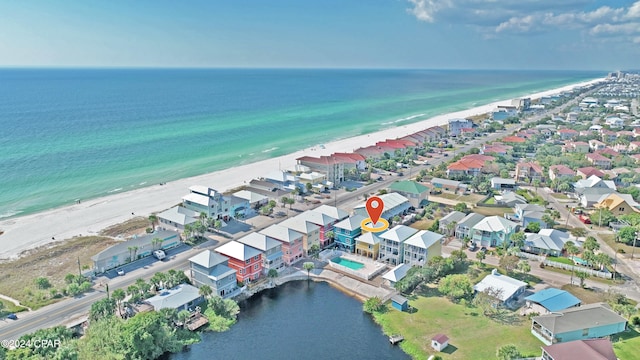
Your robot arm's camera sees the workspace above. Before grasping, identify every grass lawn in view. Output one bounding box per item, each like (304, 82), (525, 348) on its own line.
(0, 299), (28, 313)
(473, 206), (512, 217)
(484, 197), (496, 205)
(411, 218), (435, 231)
(547, 256), (574, 265)
(374, 296), (542, 359)
(435, 193), (461, 200)
(560, 284), (609, 304)
(550, 193), (570, 200)
(612, 327), (640, 360)
(543, 266), (620, 286)
(600, 233), (638, 259)
(0, 236), (118, 309)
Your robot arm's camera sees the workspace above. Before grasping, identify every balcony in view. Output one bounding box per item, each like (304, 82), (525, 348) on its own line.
(531, 322), (553, 345)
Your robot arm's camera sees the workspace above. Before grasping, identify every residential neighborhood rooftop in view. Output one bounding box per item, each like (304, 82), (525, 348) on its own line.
(259, 224), (304, 243)
(188, 250), (228, 269)
(403, 230), (443, 249)
(542, 339), (617, 360)
(382, 263), (411, 282)
(532, 303), (627, 335)
(524, 288), (581, 312)
(145, 284), (201, 311)
(474, 271), (527, 302)
(215, 240), (262, 261)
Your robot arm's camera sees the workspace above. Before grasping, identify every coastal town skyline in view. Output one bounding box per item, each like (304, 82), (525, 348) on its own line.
(1, 1), (640, 70)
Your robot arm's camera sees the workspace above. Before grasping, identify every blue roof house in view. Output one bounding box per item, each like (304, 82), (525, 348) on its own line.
(524, 288), (581, 315)
(333, 214), (366, 253)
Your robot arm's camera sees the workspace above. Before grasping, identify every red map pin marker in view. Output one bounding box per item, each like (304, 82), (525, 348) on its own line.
(366, 196), (384, 225)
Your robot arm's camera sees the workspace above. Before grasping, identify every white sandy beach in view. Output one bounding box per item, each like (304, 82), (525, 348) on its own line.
(0, 78), (604, 260)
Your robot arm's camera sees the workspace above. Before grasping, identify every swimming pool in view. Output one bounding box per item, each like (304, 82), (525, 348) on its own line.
(331, 257), (365, 270)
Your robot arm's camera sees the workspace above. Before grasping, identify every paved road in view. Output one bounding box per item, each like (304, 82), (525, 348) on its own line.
(0, 87), (605, 340)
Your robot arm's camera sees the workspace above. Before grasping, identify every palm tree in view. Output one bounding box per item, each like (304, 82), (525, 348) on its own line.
(557, 182), (571, 193)
(446, 221), (457, 237)
(159, 308), (178, 326)
(199, 284), (213, 299)
(563, 241), (580, 285)
(595, 253), (612, 271)
(303, 262), (314, 279)
(151, 272), (167, 290)
(541, 214), (555, 228)
(476, 251), (486, 266)
(148, 214), (158, 230)
(177, 310), (191, 329)
(576, 271), (589, 287)
(151, 237), (163, 251)
(112, 288), (126, 317)
(583, 236), (600, 252)
(532, 179), (541, 193)
(183, 224), (193, 241)
(128, 246), (139, 262)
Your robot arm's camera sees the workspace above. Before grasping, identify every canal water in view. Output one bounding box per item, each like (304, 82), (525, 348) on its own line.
(170, 280), (410, 360)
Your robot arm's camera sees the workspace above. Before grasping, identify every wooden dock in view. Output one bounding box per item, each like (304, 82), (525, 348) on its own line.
(186, 313), (209, 331)
(389, 335), (404, 345)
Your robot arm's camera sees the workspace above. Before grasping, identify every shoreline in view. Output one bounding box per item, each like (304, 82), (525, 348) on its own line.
(0, 77), (604, 260)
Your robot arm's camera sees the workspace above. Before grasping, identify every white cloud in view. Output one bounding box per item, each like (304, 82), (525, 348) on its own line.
(407, 0), (452, 23)
(407, 0), (640, 41)
(627, 1), (640, 18)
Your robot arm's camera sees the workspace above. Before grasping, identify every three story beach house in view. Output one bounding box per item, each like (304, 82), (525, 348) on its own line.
(259, 224), (304, 266)
(188, 250), (238, 298)
(469, 216), (518, 248)
(215, 241), (263, 283)
(280, 215), (321, 255)
(355, 232), (382, 260)
(402, 230), (443, 267)
(237, 232), (285, 274)
(333, 214), (366, 253)
(378, 225), (419, 266)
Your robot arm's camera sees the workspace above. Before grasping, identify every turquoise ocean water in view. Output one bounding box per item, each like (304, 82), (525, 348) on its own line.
(0, 69), (604, 218)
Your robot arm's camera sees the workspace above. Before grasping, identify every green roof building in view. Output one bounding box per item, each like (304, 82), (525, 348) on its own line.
(388, 181), (429, 208)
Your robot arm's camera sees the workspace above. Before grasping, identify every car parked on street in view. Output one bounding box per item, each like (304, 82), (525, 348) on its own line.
(117, 268), (125, 276)
(6, 313), (17, 320)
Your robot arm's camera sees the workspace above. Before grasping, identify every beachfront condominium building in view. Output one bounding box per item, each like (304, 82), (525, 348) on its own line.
(378, 225), (419, 266)
(215, 241), (262, 283)
(182, 185), (235, 220)
(237, 232), (284, 274)
(402, 230), (443, 267)
(188, 250), (238, 298)
(295, 156), (344, 187)
(448, 118), (474, 136)
(259, 224), (304, 266)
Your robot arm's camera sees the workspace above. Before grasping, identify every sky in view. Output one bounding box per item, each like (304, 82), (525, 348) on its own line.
(1, 0), (639, 70)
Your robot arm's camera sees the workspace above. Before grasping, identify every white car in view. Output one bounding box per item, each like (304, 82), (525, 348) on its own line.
(117, 268), (125, 276)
